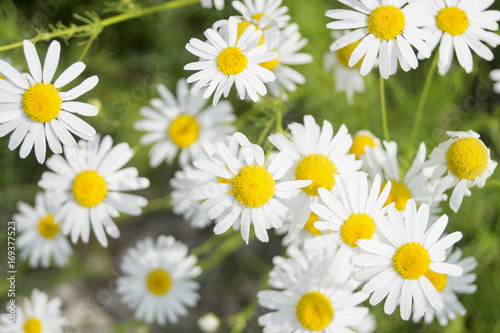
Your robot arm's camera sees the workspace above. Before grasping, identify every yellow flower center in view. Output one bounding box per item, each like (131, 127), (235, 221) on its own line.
(295, 154), (337, 196)
(260, 50), (279, 71)
(237, 21), (265, 45)
(147, 269), (172, 295)
(217, 46), (249, 76)
(382, 181), (412, 211)
(446, 137), (488, 180)
(304, 212), (322, 235)
(340, 213), (375, 247)
(0, 74), (5, 80)
(425, 269), (447, 292)
(23, 318), (42, 333)
(37, 214), (59, 239)
(72, 170), (108, 208)
(367, 5), (406, 40)
(168, 114), (200, 148)
(436, 7), (469, 36)
(232, 164), (275, 207)
(393, 243), (431, 280)
(349, 134), (376, 159)
(296, 292), (334, 331)
(337, 40), (363, 68)
(22, 83), (62, 123)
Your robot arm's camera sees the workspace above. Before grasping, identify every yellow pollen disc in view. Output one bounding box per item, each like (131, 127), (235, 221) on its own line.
(425, 269), (447, 292)
(340, 213), (375, 247)
(232, 165), (275, 207)
(72, 170), (108, 208)
(237, 21), (265, 45)
(23, 318), (42, 333)
(337, 40), (363, 68)
(22, 83), (62, 123)
(168, 114), (200, 147)
(367, 5), (406, 40)
(0, 74), (5, 80)
(217, 46), (249, 76)
(393, 243), (431, 280)
(382, 181), (412, 211)
(304, 212), (322, 235)
(446, 137), (488, 180)
(37, 214), (59, 239)
(349, 134), (376, 159)
(436, 7), (469, 36)
(147, 269), (172, 295)
(295, 154), (337, 196)
(296, 292), (334, 331)
(260, 50), (279, 71)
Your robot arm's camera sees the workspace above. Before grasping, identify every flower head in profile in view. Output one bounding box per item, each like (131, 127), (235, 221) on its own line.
(0, 40), (99, 163)
(0, 289), (66, 333)
(184, 16), (277, 105)
(352, 200), (463, 320)
(232, 0), (291, 29)
(117, 236), (201, 326)
(326, 0), (432, 78)
(13, 192), (73, 268)
(134, 79), (235, 167)
(38, 135), (150, 247)
(424, 130), (497, 212)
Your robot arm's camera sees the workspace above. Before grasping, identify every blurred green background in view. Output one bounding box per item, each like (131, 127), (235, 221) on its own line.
(1, 0), (500, 332)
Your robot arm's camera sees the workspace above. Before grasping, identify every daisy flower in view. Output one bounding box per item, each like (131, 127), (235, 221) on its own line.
(305, 174), (392, 283)
(261, 23), (313, 98)
(490, 69), (500, 93)
(193, 132), (311, 243)
(184, 16), (277, 105)
(258, 246), (371, 332)
(134, 79), (235, 167)
(0, 289), (65, 333)
(268, 115), (361, 242)
(323, 31), (366, 105)
(424, 130), (497, 212)
(326, 0), (432, 79)
(116, 235), (201, 325)
(201, 0), (224, 10)
(352, 199), (463, 321)
(38, 135), (150, 247)
(13, 192), (73, 268)
(349, 129), (380, 160)
(413, 247), (477, 326)
(0, 40), (99, 163)
(423, 0), (500, 75)
(232, 0), (290, 29)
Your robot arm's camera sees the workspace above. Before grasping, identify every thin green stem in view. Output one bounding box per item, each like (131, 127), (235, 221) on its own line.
(197, 232), (245, 271)
(407, 55), (439, 158)
(77, 31), (99, 61)
(379, 75), (390, 142)
(0, 0), (200, 52)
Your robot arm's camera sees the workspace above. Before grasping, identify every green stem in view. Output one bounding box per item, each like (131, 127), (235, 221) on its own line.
(77, 30), (99, 61)
(407, 55), (439, 158)
(0, 0), (200, 52)
(197, 231), (245, 271)
(379, 75), (390, 142)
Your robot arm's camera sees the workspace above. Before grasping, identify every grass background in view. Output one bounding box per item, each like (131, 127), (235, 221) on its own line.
(1, 0), (500, 332)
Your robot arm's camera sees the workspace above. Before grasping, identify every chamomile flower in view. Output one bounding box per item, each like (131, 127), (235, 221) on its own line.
(193, 132), (310, 243)
(232, 0), (290, 29)
(268, 115), (361, 242)
(413, 248), (477, 326)
(324, 32), (366, 105)
(201, 0), (224, 10)
(423, 0), (500, 75)
(38, 135), (150, 247)
(0, 40), (99, 163)
(134, 79), (235, 167)
(116, 235), (201, 325)
(13, 192), (72, 268)
(424, 130), (497, 212)
(184, 16), (277, 105)
(349, 130), (380, 160)
(490, 69), (500, 93)
(0, 289), (65, 333)
(261, 23), (313, 98)
(305, 174), (392, 283)
(352, 199), (463, 321)
(258, 246), (371, 333)
(326, 0), (432, 79)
